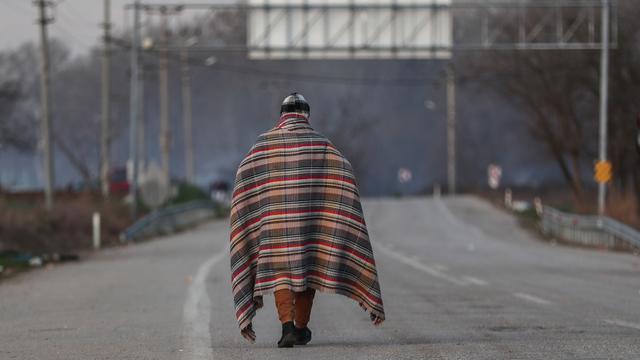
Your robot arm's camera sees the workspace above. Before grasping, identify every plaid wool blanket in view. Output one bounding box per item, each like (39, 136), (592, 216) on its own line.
(230, 113), (385, 341)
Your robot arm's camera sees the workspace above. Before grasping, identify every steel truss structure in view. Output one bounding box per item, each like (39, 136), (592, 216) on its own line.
(124, 0), (616, 214)
(249, 0), (616, 59)
(126, 1), (617, 57)
(454, 1), (617, 51)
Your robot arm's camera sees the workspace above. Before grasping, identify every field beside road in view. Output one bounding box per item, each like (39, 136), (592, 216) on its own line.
(1, 196), (639, 360)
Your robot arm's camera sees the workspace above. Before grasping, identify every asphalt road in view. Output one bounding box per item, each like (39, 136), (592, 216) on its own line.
(1, 196), (639, 360)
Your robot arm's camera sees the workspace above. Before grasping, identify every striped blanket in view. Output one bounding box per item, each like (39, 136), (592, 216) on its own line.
(230, 113), (385, 342)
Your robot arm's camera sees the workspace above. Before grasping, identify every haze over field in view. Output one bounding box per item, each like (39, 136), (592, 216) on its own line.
(2, 2), (640, 359)
(0, 1), (560, 195)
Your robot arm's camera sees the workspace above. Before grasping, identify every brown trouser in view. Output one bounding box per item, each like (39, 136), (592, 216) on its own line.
(274, 288), (316, 328)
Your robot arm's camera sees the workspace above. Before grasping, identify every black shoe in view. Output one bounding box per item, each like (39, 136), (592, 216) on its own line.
(294, 326), (312, 345)
(277, 321), (296, 348)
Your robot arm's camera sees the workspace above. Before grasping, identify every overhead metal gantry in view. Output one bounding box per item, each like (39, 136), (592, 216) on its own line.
(124, 0), (616, 214)
(126, 1), (616, 55)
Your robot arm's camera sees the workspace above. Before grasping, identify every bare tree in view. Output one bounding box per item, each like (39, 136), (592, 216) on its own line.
(459, 48), (599, 205)
(458, 1), (640, 215)
(315, 98), (378, 183)
(605, 2), (640, 211)
(0, 81), (32, 150)
(0, 44), (43, 152)
(0, 40), (132, 185)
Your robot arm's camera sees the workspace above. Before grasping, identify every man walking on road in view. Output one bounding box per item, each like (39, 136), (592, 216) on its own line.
(229, 93), (385, 347)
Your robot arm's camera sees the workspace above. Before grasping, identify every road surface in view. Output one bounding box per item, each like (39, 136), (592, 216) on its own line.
(1, 196), (639, 359)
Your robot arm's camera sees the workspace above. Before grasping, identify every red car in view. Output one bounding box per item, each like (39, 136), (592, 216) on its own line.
(109, 167), (130, 195)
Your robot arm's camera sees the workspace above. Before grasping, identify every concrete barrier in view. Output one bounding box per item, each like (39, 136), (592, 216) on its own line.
(120, 200), (217, 242)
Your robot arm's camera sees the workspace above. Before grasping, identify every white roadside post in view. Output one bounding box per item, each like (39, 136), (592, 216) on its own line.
(505, 188), (513, 209)
(534, 197), (543, 216)
(92, 212), (101, 249)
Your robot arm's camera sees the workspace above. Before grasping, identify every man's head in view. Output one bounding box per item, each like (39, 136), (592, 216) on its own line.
(280, 92), (310, 116)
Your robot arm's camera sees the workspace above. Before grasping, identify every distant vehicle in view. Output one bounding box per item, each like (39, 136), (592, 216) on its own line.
(209, 180), (230, 205)
(109, 167), (130, 195)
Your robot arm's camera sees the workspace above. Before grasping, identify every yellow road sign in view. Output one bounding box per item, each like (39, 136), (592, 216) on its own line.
(594, 161), (612, 183)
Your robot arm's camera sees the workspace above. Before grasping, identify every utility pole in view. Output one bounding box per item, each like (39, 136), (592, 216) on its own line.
(36, 0), (55, 211)
(100, 0), (112, 198)
(446, 62), (456, 195)
(180, 37), (195, 183)
(159, 7), (171, 187)
(129, 0), (141, 218)
(138, 63), (146, 173)
(597, 0), (610, 216)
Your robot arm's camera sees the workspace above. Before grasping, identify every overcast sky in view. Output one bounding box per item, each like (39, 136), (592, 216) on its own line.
(0, 0), (225, 56)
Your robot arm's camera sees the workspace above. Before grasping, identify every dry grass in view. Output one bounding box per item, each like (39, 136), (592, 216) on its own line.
(474, 187), (640, 230)
(607, 190), (640, 229)
(0, 192), (134, 255)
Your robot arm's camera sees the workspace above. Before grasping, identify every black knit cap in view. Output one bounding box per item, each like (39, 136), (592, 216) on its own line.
(280, 92), (310, 115)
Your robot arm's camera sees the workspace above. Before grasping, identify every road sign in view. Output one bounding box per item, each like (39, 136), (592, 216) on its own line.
(397, 168), (413, 184)
(594, 160), (612, 184)
(487, 164), (502, 190)
(139, 162), (171, 209)
(248, 0), (452, 60)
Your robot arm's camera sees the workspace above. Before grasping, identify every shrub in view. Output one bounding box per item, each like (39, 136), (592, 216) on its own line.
(0, 192), (133, 255)
(168, 182), (209, 205)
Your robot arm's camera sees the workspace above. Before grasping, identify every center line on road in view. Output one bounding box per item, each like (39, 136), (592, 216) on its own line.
(434, 198), (488, 246)
(432, 264), (449, 272)
(181, 247), (228, 360)
(604, 319), (640, 331)
(375, 243), (469, 286)
(461, 276), (489, 286)
(513, 292), (553, 305)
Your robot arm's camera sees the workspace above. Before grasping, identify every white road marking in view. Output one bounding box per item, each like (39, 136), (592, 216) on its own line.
(432, 263), (449, 272)
(181, 248), (228, 360)
(375, 243), (469, 286)
(604, 319), (640, 331)
(461, 276), (489, 286)
(513, 292), (553, 306)
(434, 198), (488, 245)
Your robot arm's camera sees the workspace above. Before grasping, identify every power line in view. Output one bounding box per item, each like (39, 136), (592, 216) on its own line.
(206, 62), (441, 87)
(56, 4), (98, 29)
(48, 0), (96, 50)
(108, 35), (443, 87)
(3, 0), (34, 17)
(117, 2), (444, 87)
(50, 21), (95, 50)
(132, 46), (442, 87)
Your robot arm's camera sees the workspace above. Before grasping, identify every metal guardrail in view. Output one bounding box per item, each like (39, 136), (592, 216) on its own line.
(120, 200), (217, 242)
(540, 205), (640, 250)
